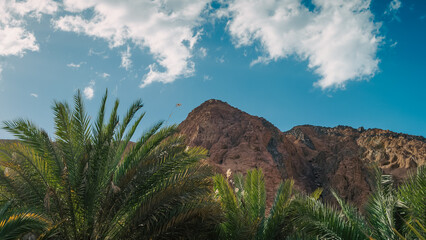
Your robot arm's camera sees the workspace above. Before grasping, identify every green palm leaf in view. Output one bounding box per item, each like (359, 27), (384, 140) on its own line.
(0, 201), (49, 240)
(1, 89), (219, 239)
(288, 166), (425, 240)
(214, 168), (296, 240)
(396, 166), (426, 239)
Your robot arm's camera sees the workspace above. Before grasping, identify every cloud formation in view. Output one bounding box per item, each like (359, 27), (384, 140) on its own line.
(88, 48), (108, 59)
(0, 0), (385, 91)
(54, 0), (210, 87)
(30, 93), (38, 98)
(0, 0), (58, 57)
(199, 47), (207, 58)
(385, 0), (402, 22)
(67, 62), (84, 68)
(120, 45), (132, 70)
(387, 0), (401, 13)
(83, 80), (95, 100)
(203, 75), (212, 81)
(224, 0), (381, 89)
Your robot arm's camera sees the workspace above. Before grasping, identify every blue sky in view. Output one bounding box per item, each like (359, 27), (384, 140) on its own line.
(0, 0), (425, 140)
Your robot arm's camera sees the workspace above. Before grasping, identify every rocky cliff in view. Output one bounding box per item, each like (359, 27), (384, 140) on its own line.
(178, 99), (426, 208)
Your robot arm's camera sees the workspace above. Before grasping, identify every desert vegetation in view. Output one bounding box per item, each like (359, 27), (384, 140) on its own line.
(0, 92), (424, 239)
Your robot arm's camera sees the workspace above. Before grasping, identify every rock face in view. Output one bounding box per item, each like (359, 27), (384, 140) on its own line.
(178, 99), (426, 208)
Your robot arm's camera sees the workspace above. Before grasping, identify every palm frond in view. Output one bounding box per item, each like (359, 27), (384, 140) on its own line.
(331, 189), (372, 238)
(0, 201), (50, 240)
(396, 166), (426, 238)
(3, 119), (63, 178)
(214, 168), (297, 240)
(244, 169), (266, 224)
(263, 179), (294, 239)
(364, 169), (398, 240)
(288, 191), (368, 240)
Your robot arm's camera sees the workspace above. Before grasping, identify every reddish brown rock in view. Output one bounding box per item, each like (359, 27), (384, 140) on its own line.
(178, 99), (284, 207)
(178, 99), (426, 208)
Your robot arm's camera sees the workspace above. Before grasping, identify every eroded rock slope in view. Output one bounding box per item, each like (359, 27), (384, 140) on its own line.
(178, 99), (425, 208)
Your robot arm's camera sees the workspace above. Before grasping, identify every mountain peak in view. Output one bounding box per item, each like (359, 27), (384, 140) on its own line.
(187, 99), (243, 119)
(200, 99), (230, 107)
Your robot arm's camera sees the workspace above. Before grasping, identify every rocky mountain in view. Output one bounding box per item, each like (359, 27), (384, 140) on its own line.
(178, 99), (426, 208)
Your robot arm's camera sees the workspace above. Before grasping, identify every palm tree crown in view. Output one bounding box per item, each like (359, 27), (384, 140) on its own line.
(213, 168), (294, 240)
(0, 90), (217, 239)
(288, 166), (426, 240)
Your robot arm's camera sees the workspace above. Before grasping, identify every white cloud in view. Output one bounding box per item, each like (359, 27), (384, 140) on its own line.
(88, 48), (109, 59)
(54, 0), (210, 87)
(95, 72), (110, 78)
(8, 0), (58, 17)
(30, 93), (38, 98)
(83, 87), (94, 100)
(67, 62), (84, 68)
(203, 75), (212, 81)
(0, 26), (39, 56)
(0, 0), (58, 57)
(83, 80), (95, 100)
(199, 47), (207, 58)
(385, 0), (402, 22)
(216, 55), (225, 63)
(224, 0), (381, 89)
(387, 0), (401, 13)
(88, 48), (103, 56)
(120, 45), (132, 70)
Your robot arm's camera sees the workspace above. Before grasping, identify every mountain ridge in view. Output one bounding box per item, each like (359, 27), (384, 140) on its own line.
(178, 99), (425, 208)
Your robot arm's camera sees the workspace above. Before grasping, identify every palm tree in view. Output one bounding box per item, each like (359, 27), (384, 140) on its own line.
(213, 168), (294, 240)
(288, 166), (426, 240)
(0, 201), (49, 240)
(0, 90), (218, 239)
(395, 166), (426, 240)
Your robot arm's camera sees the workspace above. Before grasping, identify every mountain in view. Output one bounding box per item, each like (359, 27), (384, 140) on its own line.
(178, 99), (426, 208)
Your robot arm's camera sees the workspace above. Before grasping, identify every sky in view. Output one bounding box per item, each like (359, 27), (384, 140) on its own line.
(0, 0), (425, 140)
